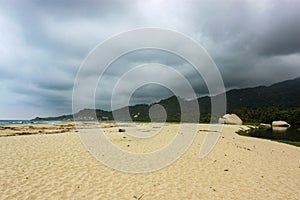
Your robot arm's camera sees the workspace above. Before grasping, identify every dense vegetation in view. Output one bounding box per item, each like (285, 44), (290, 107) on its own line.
(232, 107), (300, 125)
(33, 77), (300, 125)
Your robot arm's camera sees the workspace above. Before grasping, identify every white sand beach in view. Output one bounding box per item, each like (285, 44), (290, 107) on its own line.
(0, 123), (299, 199)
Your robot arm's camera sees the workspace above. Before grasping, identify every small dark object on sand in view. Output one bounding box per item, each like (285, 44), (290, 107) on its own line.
(118, 128), (125, 132)
(133, 194), (144, 200)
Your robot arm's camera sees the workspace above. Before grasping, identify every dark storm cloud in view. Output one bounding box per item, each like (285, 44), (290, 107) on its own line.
(191, 0), (300, 57)
(0, 0), (300, 119)
(253, 1), (300, 56)
(187, 0), (300, 89)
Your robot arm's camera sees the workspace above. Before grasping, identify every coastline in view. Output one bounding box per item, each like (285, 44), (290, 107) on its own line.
(0, 122), (75, 137)
(237, 126), (300, 147)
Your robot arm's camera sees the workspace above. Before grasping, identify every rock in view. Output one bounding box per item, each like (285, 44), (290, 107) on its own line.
(259, 123), (271, 128)
(218, 118), (226, 124)
(118, 128), (126, 132)
(272, 121), (290, 127)
(219, 114), (243, 125)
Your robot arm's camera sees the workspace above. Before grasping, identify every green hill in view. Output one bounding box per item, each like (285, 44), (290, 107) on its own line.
(33, 77), (300, 124)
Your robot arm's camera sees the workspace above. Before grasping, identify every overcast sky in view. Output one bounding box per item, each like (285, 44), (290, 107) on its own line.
(1, 0), (300, 119)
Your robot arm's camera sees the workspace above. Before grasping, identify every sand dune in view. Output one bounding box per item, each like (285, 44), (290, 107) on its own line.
(0, 123), (299, 199)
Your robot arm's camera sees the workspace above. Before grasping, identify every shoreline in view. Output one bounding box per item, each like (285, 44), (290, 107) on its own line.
(1, 122), (299, 148)
(237, 126), (300, 147)
(0, 122), (76, 137)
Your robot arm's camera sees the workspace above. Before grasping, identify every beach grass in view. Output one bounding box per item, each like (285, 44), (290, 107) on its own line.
(274, 140), (300, 147)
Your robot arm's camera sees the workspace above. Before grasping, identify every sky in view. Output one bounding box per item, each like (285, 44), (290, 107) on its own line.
(0, 0), (300, 119)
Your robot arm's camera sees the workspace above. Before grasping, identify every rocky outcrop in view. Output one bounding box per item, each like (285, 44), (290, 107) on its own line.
(272, 121), (291, 127)
(259, 123), (272, 128)
(219, 114), (243, 125)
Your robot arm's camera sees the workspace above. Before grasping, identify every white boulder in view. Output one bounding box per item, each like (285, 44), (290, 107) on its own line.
(272, 121), (290, 127)
(259, 123), (271, 128)
(219, 114), (243, 125)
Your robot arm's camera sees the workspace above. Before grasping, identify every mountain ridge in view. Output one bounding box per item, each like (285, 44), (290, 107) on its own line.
(33, 77), (300, 124)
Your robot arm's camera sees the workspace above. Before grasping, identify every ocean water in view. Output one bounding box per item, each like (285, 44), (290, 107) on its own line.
(0, 120), (61, 125)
